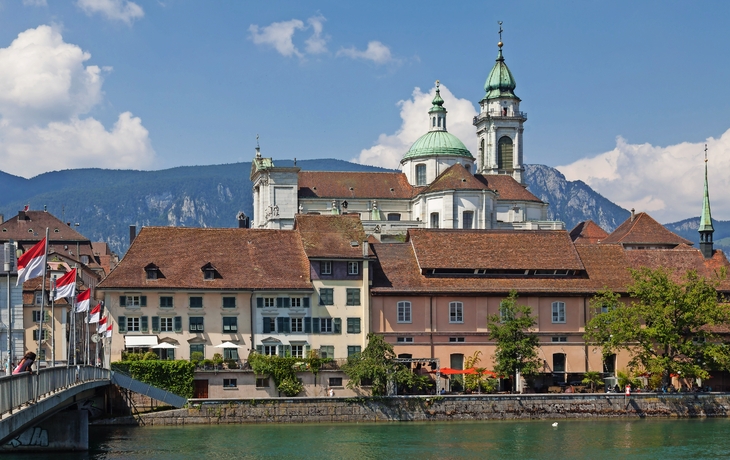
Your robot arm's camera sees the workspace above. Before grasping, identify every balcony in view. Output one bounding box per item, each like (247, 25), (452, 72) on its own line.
(472, 111), (527, 125)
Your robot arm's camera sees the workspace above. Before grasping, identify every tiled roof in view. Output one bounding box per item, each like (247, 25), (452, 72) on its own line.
(474, 174), (544, 203)
(408, 229), (585, 271)
(295, 214), (370, 259)
(624, 246), (730, 288)
(98, 227), (312, 290)
(298, 171), (414, 199)
(1, 210), (89, 242)
(601, 212), (692, 245)
(570, 220), (609, 244)
(420, 164), (488, 194)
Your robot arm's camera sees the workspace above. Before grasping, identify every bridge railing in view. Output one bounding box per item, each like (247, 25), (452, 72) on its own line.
(0, 366), (110, 416)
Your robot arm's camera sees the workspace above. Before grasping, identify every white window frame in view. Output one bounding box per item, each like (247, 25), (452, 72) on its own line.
(396, 337), (414, 343)
(291, 297), (302, 308)
(449, 301), (464, 323)
(160, 317), (173, 332)
(347, 261), (359, 275)
(397, 301), (412, 323)
(320, 318), (333, 333)
(552, 301), (566, 323)
(127, 317), (140, 332)
(291, 345), (304, 358)
(291, 317), (303, 333)
(321, 261), (332, 275)
(263, 345), (277, 356)
(263, 297), (275, 308)
(126, 295), (141, 308)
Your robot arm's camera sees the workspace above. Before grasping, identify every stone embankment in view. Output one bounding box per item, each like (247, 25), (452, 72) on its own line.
(135, 393), (730, 425)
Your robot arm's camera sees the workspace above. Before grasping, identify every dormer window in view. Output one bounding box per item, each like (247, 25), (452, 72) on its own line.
(145, 263), (162, 280)
(201, 262), (219, 280)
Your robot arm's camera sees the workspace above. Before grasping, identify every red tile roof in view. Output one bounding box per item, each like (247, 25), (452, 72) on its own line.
(298, 171), (415, 199)
(295, 214), (370, 259)
(570, 220), (609, 244)
(601, 212), (692, 246)
(474, 174), (544, 203)
(98, 227), (312, 290)
(421, 164), (488, 194)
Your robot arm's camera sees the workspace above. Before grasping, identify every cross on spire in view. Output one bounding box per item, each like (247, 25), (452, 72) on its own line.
(498, 21), (503, 48)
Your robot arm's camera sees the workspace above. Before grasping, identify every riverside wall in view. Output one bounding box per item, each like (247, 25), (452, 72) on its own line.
(135, 393), (730, 425)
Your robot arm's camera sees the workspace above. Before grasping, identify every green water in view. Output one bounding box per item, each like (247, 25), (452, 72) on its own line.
(8, 418), (730, 459)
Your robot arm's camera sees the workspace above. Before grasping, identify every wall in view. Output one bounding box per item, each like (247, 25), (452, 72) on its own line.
(138, 394), (730, 426)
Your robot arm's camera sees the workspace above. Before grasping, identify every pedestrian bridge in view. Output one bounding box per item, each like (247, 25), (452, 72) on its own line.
(0, 366), (186, 446)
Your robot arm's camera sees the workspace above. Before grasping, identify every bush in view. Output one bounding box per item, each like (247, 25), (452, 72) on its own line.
(212, 353), (224, 366)
(225, 359), (239, 369)
(277, 376), (303, 397)
(143, 351), (159, 361)
(190, 352), (204, 365)
(111, 360), (195, 398)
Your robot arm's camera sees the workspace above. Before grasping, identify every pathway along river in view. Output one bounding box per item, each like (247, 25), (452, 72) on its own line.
(7, 418), (730, 459)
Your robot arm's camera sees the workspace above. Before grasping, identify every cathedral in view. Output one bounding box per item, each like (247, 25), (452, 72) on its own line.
(250, 39), (564, 238)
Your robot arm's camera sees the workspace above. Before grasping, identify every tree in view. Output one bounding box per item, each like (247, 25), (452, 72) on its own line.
(487, 291), (542, 391)
(585, 267), (730, 385)
(581, 371), (603, 392)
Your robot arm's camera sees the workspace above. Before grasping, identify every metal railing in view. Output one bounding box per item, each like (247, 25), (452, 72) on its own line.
(0, 366), (110, 416)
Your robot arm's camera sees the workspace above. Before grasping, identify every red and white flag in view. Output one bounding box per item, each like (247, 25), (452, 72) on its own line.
(53, 268), (77, 300)
(105, 323), (113, 338)
(97, 316), (108, 333)
(16, 238), (47, 286)
(76, 289), (91, 313)
(88, 303), (101, 323)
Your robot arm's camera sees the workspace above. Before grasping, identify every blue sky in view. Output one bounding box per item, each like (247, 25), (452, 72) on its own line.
(1, 0), (729, 223)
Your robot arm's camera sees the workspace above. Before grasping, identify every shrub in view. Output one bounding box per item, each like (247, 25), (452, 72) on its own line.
(111, 360), (195, 398)
(190, 352), (204, 364)
(143, 351), (159, 361)
(277, 376), (303, 397)
(212, 353), (224, 366)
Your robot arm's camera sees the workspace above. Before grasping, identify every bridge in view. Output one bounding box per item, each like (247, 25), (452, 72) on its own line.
(0, 366), (186, 448)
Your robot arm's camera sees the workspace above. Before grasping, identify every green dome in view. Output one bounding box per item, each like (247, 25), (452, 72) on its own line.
(484, 49), (517, 100)
(402, 130), (473, 162)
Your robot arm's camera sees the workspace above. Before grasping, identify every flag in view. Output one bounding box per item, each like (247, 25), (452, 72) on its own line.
(16, 238), (47, 286)
(53, 268), (77, 300)
(76, 289), (90, 312)
(97, 316), (108, 333)
(105, 323), (112, 338)
(88, 303), (101, 323)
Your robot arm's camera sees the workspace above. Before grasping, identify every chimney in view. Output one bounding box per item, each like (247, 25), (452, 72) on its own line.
(18, 211), (26, 221)
(362, 241), (368, 258)
(0, 214), (4, 224)
(630, 208), (635, 222)
(129, 225), (137, 245)
(237, 212), (250, 228)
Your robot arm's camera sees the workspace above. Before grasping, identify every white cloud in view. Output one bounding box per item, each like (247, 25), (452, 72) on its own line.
(249, 18), (306, 58)
(76, 0), (144, 25)
(304, 15), (328, 55)
(557, 131), (730, 223)
(337, 41), (395, 64)
(353, 83), (478, 169)
(0, 25), (154, 178)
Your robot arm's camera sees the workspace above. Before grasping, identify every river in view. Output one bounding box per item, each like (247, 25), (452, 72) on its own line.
(6, 418), (730, 459)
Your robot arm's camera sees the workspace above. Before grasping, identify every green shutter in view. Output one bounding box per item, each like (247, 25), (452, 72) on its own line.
(278, 346), (285, 357)
(119, 296), (126, 306)
(284, 297), (291, 308)
(141, 316), (149, 332)
(118, 316), (126, 333)
(276, 298), (282, 308)
(334, 318), (342, 334)
(257, 298), (263, 308)
(263, 318), (271, 333)
(312, 318), (320, 333)
(174, 316), (182, 332)
(303, 297), (310, 308)
(151, 316), (160, 333)
(140, 296), (147, 306)
(276, 317), (284, 332)
(304, 317), (312, 333)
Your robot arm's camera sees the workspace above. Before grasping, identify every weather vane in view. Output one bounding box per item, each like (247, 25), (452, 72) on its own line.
(256, 134), (260, 149)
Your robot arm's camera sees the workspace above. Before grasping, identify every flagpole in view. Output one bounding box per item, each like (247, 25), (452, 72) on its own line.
(36, 228), (49, 402)
(51, 279), (56, 367)
(85, 292), (90, 365)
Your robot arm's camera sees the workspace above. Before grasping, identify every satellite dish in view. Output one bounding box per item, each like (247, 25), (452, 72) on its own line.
(91, 334), (100, 343)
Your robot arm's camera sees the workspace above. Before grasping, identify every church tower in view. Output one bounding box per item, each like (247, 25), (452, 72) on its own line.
(699, 144), (714, 259)
(474, 23), (527, 184)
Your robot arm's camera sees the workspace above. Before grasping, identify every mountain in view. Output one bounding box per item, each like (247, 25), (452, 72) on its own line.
(663, 217), (730, 254)
(2, 160), (637, 256)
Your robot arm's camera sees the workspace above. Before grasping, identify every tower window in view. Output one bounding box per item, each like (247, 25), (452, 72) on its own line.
(430, 212), (439, 229)
(498, 136), (514, 170)
(416, 164), (427, 186)
(432, 117), (436, 127)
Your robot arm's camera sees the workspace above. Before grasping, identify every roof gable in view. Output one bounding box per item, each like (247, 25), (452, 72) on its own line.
(420, 164), (488, 194)
(601, 212), (692, 246)
(1, 210), (89, 242)
(570, 220), (609, 244)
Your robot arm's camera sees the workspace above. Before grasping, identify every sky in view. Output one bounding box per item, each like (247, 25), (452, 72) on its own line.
(1, 0), (729, 224)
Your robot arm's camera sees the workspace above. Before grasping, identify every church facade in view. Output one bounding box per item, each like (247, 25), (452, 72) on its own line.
(250, 41), (564, 238)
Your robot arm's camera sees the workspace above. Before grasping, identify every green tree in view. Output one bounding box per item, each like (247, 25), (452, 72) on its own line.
(581, 371), (603, 392)
(487, 291), (542, 392)
(585, 268), (730, 385)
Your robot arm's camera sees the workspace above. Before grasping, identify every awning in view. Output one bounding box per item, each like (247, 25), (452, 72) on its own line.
(125, 336), (158, 348)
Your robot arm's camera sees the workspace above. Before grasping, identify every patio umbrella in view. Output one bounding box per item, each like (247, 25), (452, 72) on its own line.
(215, 341), (242, 348)
(151, 342), (178, 349)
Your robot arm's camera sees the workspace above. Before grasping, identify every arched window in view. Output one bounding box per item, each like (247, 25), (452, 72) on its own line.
(430, 212), (439, 229)
(416, 164), (427, 186)
(498, 136), (513, 170)
(432, 117), (436, 127)
(449, 302), (463, 323)
(551, 301), (566, 323)
(553, 353), (566, 373)
(397, 301), (412, 323)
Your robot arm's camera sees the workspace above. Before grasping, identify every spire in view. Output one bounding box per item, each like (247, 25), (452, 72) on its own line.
(699, 144), (714, 258)
(428, 80), (447, 132)
(429, 80), (445, 112)
(483, 22), (517, 101)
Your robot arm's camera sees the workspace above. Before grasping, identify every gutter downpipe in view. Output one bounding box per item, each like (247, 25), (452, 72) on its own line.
(429, 296), (434, 359)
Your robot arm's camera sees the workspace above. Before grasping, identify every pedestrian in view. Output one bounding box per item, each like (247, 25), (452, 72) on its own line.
(13, 352), (36, 374)
(328, 387), (334, 397)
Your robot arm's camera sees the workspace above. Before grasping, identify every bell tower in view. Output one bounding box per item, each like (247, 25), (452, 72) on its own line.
(699, 144), (714, 259)
(474, 22), (527, 184)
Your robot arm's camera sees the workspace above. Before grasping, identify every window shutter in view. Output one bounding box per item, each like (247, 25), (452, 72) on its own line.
(305, 344), (311, 356)
(284, 318), (291, 333)
(119, 296), (126, 307)
(141, 316), (149, 332)
(276, 317), (284, 333)
(257, 298), (263, 308)
(283, 344), (291, 357)
(118, 316), (126, 333)
(174, 316), (182, 332)
(141, 296), (147, 306)
(304, 317), (312, 333)
(312, 318), (320, 333)
(284, 297), (291, 308)
(152, 316), (160, 333)
(263, 318), (272, 334)
(276, 297), (282, 308)
(256, 345), (263, 354)
(278, 346), (285, 357)
(303, 297), (310, 308)
(334, 318), (342, 334)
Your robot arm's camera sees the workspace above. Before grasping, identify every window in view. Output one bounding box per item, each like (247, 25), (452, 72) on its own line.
(552, 301), (566, 323)
(223, 317), (238, 332)
(346, 288), (360, 306)
(223, 348), (239, 360)
(189, 317), (204, 332)
(553, 353), (566, 373)
(499, 300), (513, 322)
(291, 317), (303, 332)
(462, 211), (474, 229)
(263, 345), (277, 356)
(222, 297), (236, 309)
(320, 318), (333, 333)
(146, 268), (158, 280)
(276, 317), (291, 333)
(416, 164), (427, 186)
(319, 288), (334, 306)
(346, 318), (361, 334)
(347, 262), (359, 275)
(35, 291), (43, 305)
(120, 295), (146, 308)
(262, 317), (275, 333)
(204, 269), (215, 280)
(449, 302), (464, 323)
(223, 379), (237, 388)
(320, 261), (332, 275)
(329, 377), (343, 387)
(319, 346), (334, 358)
(347, 346), (362, 356)
(32, 311), (50, 323)
(387, 213), (401, 221)
(81, 255), (90, 265)
(397, 301), (412, 323)
(551, 336), (567, 343)
(430, 212), (439, 229)
(603, 354), (616, 374)
(190, 344), (204, 359)
(160, 296), (173, 308)
(189, 297), (203, 309)
(263, 297), (275, 308)
(497, 136), (514, 170)
(396, 337), (413, 343)
(127, 317), (140, 332)
(32, 329), (50, 341)
(256, 377), (270, 387)
(291, 297), (302, 308)
(174, 316), (183, 332)
(290, 345), (304, 358)
(449, 337), (465, 343)
(160, 317), (174, 332)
